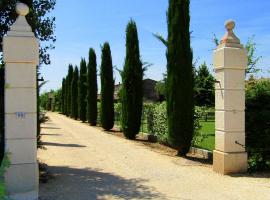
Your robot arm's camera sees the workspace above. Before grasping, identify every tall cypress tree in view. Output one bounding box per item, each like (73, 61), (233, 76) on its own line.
(167, 0), (194, 156)
(61, 78), (66, 114)
(79, 59), (87, 122)
(87, 48), (98, 126)
(100, 42), (114, 130)
(121, 20), (143, 139)
(71, 66), (79, 119)
(66, 64), (74, 116)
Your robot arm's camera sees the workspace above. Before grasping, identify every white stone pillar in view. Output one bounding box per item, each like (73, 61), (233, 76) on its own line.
(3, 3), (39, 200)
(213, 20), (248, 174)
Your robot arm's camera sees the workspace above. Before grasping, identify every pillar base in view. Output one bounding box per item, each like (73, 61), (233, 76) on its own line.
(213, 150), (247, 175)
(5, 163), (39, 199)
(9, 191), (38, 200)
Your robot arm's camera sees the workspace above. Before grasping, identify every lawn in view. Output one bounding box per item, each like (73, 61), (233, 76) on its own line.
(194, 120), (215, 151)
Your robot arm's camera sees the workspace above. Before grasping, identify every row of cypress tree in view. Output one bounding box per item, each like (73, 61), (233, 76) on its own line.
(60, 20), (144, 138)
(61, 44), (115, 130)
(61, 0), (194, 157)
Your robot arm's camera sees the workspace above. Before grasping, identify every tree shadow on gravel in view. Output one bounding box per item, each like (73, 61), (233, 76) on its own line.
(39, 166), (165, 200)
(229, 171), (270, 179)
(41, 142), (86, 148)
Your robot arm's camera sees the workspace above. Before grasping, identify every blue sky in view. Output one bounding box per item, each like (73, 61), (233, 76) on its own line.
(40, 0), (270, 92)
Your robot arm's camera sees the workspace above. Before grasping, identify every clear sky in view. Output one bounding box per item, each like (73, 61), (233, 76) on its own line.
(40, 0), (270, 92)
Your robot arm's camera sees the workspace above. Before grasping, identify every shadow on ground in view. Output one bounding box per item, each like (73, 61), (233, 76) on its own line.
(41, 133), (63, 136)
(41, 142), (86, 148)
(229, 171), (270, 178)
(41, 126), (62, 130)
(39, 166), (164, 200)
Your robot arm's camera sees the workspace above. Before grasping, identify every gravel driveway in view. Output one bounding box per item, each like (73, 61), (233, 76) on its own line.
(38, 112), (270, 200)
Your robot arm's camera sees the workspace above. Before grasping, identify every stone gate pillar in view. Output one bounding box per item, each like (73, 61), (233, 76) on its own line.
(213, 20), (248, 174)
(3, 3), (39, 199)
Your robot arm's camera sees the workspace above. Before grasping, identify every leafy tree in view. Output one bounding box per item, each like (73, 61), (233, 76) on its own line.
(167, 0), (194, 155)
(194, 62), (215, 107)
(61, 78), (66, 113)
(66, 65), (73, 116)
(71, 66), (79, 120)
(79, 59), (87, 122)
(121, 20), (143, 139)
(87, 48), (98, 126)
(100, 42), (114, 130)
(155, 74), (167, 101)
(0, 0), (56, 65)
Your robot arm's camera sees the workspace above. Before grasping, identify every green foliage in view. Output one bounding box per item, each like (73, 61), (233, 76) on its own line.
(0, 154), (11, 200)
(121, 20), (143, 139)
(71, 67), (79, 119)
(39, 92), (50, 110)
(0, 67), (4, 162)
(39, 89), (61, 112)
(61, 78), (66, 113)
(0, 0), (56, 65)
(194, 62), (215, 107)
(100, 42), (114, 130)
(246, 79), (270, 171)
(79, 59), (87, 122)
(52, 89), (61, 112)
(87, 48), (98, 126)
(146, 102), (201, 146)
(66, 65), (74, 116)
(155, 74), (167, 101)
(167, 0), (194, 155)
(245, 36), (261, 75)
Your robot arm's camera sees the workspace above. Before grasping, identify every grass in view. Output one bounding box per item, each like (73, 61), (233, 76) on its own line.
(194, 120), (215, 151)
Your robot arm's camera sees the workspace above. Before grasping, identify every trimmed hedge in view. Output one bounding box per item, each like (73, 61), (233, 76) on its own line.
(146, 102), (200, 146)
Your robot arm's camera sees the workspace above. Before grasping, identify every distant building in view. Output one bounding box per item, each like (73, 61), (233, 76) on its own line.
(98, 79), (160, 102)
(115, 79), (159, 102)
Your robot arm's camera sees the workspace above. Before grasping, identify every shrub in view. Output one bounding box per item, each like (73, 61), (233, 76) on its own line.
(146, 102), (201, 146)
(246, 79), (270, 171)
(0, 154), (11, 200)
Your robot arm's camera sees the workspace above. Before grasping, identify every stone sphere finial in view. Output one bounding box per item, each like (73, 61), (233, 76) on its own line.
(16, 2), (29, 16)
(225, 20), (235, 31)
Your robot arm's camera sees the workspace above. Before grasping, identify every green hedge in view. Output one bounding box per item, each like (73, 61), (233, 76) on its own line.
(246, 79), (270, 171)
(145, 102), (201, 145)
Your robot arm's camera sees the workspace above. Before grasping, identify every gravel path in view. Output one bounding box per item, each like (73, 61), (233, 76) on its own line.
(38, 112), (270, 200)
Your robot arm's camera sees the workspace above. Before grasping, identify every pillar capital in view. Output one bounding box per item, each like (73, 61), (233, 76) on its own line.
(7, 3), (34, 37)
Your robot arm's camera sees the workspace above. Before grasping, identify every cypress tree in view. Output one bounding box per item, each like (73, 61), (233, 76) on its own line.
(66, 64), (74, 116)
(100, 42), (114, 130)
(167, 0), (194, 156)
(71, 67), (79, 119)
(64, 74), (68, 115)
(121, 20), (143, 139)
(87, 48), (98, 126)
(61, 78), (66, 114)
(78, 59), (87, 122)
